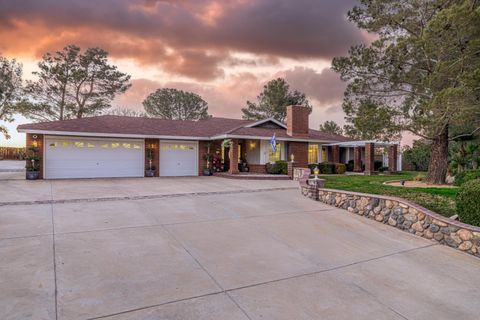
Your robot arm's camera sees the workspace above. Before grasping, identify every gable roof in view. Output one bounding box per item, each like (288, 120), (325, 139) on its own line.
(17, 115), (350, 143)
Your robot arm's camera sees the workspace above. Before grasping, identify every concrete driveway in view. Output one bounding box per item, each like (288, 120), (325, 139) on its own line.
(1, 177), (480, 320)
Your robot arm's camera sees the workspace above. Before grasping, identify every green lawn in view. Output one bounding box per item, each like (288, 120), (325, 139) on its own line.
(320, 172), (458, 218)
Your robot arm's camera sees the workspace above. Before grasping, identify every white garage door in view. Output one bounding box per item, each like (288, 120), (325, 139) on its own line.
(159, 141), (198, 176)
(45, 137), (144, 179)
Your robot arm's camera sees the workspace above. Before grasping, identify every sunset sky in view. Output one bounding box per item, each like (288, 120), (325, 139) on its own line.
(0, 0), (377, 147)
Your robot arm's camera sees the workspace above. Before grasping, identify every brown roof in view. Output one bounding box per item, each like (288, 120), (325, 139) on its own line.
(17, 115), (350, 142)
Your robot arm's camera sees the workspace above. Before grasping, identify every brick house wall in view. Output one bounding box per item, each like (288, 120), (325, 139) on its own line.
(249, 164), (267, 173)
(198, 140), (222, 175)
(286, 105), (309, 138)
(26, 133), (44, 179)
(288, 141), (308, 168)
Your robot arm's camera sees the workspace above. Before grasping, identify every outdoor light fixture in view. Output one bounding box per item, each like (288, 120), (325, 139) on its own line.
(32, 140), (38, 148)
(249, 141), (256, 149)
(313, 166), (320, 176)
(290, 154), (295, 162)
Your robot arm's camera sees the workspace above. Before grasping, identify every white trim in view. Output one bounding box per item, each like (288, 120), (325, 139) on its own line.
(244, 117), (287, 129)
(20, 129), (340, 144)
(325, 140), (400, 147)
(19, 129), (210, 141)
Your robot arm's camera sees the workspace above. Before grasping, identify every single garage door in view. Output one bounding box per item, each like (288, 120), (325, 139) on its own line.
(45, 136), (144, 179)
(159, 141), (198, 176)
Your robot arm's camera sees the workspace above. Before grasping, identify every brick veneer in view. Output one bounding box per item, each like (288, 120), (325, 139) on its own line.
(332, 145), (340, 163)
(249, 164), (267, 173)
(26, 133), (44, 179)
(229, 139), (239, 174)
(354, 146), (362, 172)
(288, 141), (308, 168)
(388, 144), (398, 172)
(198, 140), (222, 175)
(298, 170), (480, 258)
(364, 142), (374, 175)
(145, 138), (159, 177)
(286, 105), (309, 137)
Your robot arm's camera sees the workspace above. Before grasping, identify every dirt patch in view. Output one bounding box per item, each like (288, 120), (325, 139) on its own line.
(384, 180), (457, 188)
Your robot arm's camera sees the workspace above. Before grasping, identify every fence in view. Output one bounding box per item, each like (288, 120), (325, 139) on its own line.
(0, 147), (26, 160)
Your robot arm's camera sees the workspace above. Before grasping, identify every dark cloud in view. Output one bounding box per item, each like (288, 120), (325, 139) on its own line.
(0, 0), (365, 80)
(283, 66), (346, 105)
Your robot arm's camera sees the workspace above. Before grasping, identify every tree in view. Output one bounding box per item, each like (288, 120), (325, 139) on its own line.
(319, 120), (343, 135)
(343, 100), (401, 140)
(18, 45), (131, 121)
(402, 140), (432, 171)
(0, 57), (22, 139)
(104, 107), (147, 117)
(332, 0), (480, 184)
(241, 78), (312, 122)
(143, 88), (210, 120)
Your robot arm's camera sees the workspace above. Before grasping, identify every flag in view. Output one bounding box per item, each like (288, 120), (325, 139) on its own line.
(270, 133), (277, 152)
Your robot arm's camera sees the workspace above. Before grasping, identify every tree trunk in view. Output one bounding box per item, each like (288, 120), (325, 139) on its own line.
(426, 126), (449, 184)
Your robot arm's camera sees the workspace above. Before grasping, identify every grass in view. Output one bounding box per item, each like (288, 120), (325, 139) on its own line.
(320, 171), (457, 218)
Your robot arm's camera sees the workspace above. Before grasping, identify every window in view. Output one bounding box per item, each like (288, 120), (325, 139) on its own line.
(49, 142), (57, 148)
(74, 141), (84, 148)
(308, 144), (319, 164)
(87, 142), (95, 148)
(101, 143), (109, 148)
(133, 144), (141, 149)
(122, 143), (131, 149)
(322, 147), (327, 161)
(62, 141), (72, 148)
(268, 142), (281, 163)
(111, 143), (120, 149)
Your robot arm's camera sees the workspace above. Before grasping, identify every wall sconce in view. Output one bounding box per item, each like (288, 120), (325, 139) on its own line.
(290, 153), (295, 162)
(249, 141), (256, 149)
(32, 139), (38, 148)
(149, 143), (156, 149)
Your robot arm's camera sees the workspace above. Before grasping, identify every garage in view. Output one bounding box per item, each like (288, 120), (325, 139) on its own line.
(44, 136), (144, 179)
(159, 141), (198, 176)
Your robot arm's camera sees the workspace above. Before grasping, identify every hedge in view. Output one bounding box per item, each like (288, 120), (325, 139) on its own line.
(266, 160), (288, 175)
(454, 169), (480, 186)
(319, 162), (335, 174)
(456, 179), (480, 226)
(335, 163), (346, 174)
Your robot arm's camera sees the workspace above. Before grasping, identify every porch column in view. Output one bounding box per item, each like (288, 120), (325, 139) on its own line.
(388, 144), (398, 173)
(364, 142), (375, 175)
(229, 139), (239, 174)
(332, 145), (340, 163)
(354, 146), (362, 172)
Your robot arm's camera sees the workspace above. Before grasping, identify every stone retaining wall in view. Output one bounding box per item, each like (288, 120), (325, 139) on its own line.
(298, 169), (480, 258)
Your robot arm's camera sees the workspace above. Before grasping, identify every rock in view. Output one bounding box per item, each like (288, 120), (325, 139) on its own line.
(382, 208), (391, 215)
(444, 236), (459, 247)
(386, 200), (394, 209)
(432, 219), (448, 227)
(424, 228), (434, 239)
(450, 234), (463, 245)
(373, 206), (382, 214)
(412, 221), (424, 232)
(403, 213), (418, 222)
(409, 207), (418, 215)
(415, 231), (424, 236)
(434, 233), (444, 241)
(347, 207), (355, 213)
(360, 197), (369, 207)
(393, 207), (403, 215)
(371, 198), (379, 207)
(429, 224), (440, 233)
(397, 215), (405, 225)
(375, 214), (384, 222)
(399, 202), (409, 209)
(403, 220), (413, 229)
(457, 229), (473, 241)
(459, 241), (473, 251)
(449, 214), (459, 220)
(357, 210), (364, 216)
(417, 211), (426, 221)
(388, 217), (397, 226)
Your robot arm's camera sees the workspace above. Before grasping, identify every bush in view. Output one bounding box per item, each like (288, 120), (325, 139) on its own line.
(319, 162), (335, 174)
(374, 160), (383, 171)
(456, 179), (480, 226)
(378, 166), (388, 173)
(335, 163), (346, 174)
(346, 160), (354, 172)
(266, 160), (288, 175)
(454, 169), (480, 186)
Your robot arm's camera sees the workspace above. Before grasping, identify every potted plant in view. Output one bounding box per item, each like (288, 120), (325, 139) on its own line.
(202, 143), (212, 176)
(145, 146), (155, 177)
(26, 146), (40, 180)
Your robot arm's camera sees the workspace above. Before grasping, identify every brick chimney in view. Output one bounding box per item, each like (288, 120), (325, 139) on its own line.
(286, 105), (309, 137)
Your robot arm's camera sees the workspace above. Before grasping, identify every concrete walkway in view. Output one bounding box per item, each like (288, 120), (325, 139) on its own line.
(1, 178), (479, 320)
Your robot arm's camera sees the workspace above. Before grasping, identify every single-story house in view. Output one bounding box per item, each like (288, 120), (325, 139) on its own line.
(17, 105), (400, 179)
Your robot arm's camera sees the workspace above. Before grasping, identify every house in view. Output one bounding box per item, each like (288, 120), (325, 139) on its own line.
(17, 105), (400, 179)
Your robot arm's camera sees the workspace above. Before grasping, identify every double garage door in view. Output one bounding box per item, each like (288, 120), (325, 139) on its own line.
(44, 137), (198, 179)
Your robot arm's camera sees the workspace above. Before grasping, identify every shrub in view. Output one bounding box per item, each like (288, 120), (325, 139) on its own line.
(346, 160), (354, 172)
(456, 179), (480, 226)
(374, 160), (383, 171)
(335, 163), (346, 174)
(454, 169), (480, 186)
(319, 162), (335, 174)
(266, 160), (288, 174)
(378, 166), (388, 173)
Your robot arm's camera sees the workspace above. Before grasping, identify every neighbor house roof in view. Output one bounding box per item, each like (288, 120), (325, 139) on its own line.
(17, 115), (350, 143)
